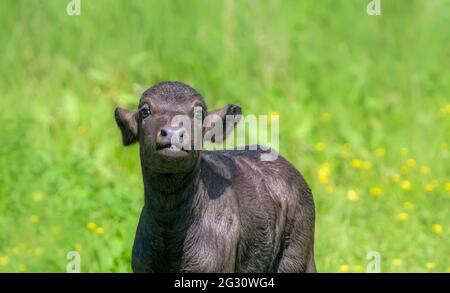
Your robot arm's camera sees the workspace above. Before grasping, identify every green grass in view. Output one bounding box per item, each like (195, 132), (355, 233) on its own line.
(0, 0), (449, 272)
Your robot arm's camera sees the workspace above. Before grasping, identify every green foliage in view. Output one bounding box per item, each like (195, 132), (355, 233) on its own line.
(0, 0), (448, 272)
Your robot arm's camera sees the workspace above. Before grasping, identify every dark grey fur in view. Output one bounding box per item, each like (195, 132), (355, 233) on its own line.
(115, 81), (316, 272)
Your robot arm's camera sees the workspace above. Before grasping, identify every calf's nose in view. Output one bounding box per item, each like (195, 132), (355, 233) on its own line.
(156, 126), (185, 147)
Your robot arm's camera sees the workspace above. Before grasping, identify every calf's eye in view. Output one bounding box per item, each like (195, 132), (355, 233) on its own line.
(140, 107), (151, 119)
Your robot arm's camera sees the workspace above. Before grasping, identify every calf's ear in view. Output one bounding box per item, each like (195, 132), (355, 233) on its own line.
(205, 104), (242, 143)
(114, 107), (138, 146)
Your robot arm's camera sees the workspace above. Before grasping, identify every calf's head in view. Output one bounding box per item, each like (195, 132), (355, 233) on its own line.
(115, 81), (241, 174)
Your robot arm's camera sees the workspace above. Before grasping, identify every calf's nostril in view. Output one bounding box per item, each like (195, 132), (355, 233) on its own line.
(160, 129), (168, 137)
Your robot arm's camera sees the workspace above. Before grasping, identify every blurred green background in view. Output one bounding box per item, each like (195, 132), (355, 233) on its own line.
(0, 0), (449, 272)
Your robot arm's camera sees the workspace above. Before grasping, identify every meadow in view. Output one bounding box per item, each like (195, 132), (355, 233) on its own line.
(0, 0), (449, 272)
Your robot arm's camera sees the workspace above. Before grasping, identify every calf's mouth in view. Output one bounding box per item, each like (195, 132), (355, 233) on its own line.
(156, 142), (189, 157)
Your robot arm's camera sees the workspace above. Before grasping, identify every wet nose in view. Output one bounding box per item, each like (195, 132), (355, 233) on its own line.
(156, 126), (185, 147)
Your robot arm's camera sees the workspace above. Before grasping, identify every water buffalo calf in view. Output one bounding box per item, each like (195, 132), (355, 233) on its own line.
(115, 81), (316, 272)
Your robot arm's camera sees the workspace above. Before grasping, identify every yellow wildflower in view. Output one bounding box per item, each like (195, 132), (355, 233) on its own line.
(391, 174), (401, 183)
(374, 148), (386, 157)
(74, 243), (83, 252)
(351, 159), (362, 169)
(0, 256), (9, 267)
(86, 222), (97, 231)
(444, 182), (450, 191)
(402, 201), (413, 209)
(425, 262), (436, 270)
(400, 180), (412, 190)
(369, 186), (382, 197)
(31, 192), (44, 202)
(400, 147), (409, 156)
(325, 185), (334, 194)
(419, 166), (430, 174)
(315, 142), (326, 152)
(438, 104), (450, 117)
(347, 189), (359, 202)
(319, 112), (332, 124)
(397, 212), (409, 222)
(18, 264), (27, 272)
(95, 227), (105, 236)
(362, 161), (373, 170)
(33, 247), (44, 257)
(30, 215), (40, 223)
(432, 224), (443, 235)
(51, 225), (61, 235)
(339, 264), (349, 272)
(270, 112), (279, 120)
(424, 183), (434, 192)
(12, 243), (26, 255)
(400, 165), (410, 175)
(392, 258), (403, 267)
(317, 163), (331, 185)
(406, 158), (416, 168)
(78, 125), (87, 135)
(12, 246), (21, 255)
(352, 265), (365, 272)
